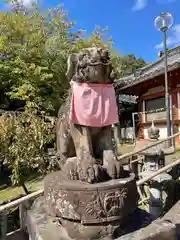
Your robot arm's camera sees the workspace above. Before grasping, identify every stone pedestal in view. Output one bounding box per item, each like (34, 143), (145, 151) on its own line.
(27, 197), (153, 240)
(43, 171), (138, 239)
(27, 196), (178, 239)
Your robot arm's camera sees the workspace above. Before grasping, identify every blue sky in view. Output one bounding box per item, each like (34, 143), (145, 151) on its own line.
(1, 0), (180, 63)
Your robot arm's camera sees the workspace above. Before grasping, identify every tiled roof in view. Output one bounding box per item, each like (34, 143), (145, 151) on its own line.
(114, 45), (180, 90)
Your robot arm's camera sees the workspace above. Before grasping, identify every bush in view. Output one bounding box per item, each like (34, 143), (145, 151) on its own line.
(0, 110), (56, 186)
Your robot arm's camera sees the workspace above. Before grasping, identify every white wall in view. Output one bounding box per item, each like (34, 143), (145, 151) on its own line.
(144, 125), (167, 139)
(144, 123), (174, 139)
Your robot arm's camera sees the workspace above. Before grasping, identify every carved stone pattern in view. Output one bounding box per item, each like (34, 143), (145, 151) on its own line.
(85, 188), (128, 219)
(44, 171), (138, 224)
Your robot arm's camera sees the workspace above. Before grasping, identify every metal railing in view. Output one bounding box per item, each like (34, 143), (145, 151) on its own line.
(0, 190), (43, 240)
(1, 131), (180, 239)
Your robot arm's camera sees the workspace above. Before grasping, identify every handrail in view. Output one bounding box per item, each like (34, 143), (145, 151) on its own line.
(137, 157), (180, 186)
(0, 132), (180, 213)
(1, 155), (180, 213)
(117, 131), (180, 161)
(131, 156), (144, 163)
(0, 189), (43, 213)
(0, 132), (180, 240)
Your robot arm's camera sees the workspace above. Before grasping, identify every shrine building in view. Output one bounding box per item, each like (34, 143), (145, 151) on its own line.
(115, 46), (180, 142)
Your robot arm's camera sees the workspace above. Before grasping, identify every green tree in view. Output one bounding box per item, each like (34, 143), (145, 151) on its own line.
(111, 53), (146, 78)
(0, 111), (56, 193)
(0, 3), (75, 116)
(0, 3), (75, 190)
(72, 25), (113, 52)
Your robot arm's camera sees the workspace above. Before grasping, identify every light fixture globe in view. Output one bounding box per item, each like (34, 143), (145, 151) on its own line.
(154, 13), (173, 32)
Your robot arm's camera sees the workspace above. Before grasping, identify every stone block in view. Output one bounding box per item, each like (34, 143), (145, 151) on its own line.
(27, 197), (153, 240)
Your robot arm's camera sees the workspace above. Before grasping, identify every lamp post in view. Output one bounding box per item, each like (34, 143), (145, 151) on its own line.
(154, 13), (173, 147)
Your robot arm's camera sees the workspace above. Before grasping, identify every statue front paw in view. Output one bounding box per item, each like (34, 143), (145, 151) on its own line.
(78, 160), (105, 183)
(104, 160), (125, 179)
(103, 150), (126, 179)
(61, 156), (106, 183)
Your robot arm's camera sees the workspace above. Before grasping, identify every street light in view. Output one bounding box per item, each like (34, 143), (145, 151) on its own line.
(154, 13), (173, 146)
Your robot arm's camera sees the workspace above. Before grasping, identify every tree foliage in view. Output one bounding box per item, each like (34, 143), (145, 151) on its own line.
(0, 110), (56, 191)
(111, 53), (146, 78)
(71, 25), (113, 52)
(0, 3), (74, 116)
(0, 3), (146, 114)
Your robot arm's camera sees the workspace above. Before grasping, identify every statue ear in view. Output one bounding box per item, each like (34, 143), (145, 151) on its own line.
(66, 53), (78, 80)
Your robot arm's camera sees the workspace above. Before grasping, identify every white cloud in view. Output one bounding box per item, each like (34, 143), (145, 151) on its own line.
(22, 0), (35, 6)
(132, 0), (176, 11)
(155, 24), (180, 49)
(132, 0), (147, 11)
(10, 0), (36, 7)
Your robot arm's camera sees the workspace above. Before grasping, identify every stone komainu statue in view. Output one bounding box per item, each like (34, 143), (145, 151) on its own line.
(42, 48), (139, 240)
(56, 47), (125, 183)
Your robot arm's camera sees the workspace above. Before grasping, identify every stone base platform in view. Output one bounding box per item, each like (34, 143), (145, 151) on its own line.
(27, 197), (153, 240)
(44, 171), (139, 239)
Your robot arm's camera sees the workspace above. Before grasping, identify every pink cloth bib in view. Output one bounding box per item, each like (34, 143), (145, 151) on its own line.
(70, 82), (119, 127)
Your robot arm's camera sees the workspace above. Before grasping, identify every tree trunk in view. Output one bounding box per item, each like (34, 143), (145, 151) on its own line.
(21, 183), (29, 195)
(0, 155), (4, 173)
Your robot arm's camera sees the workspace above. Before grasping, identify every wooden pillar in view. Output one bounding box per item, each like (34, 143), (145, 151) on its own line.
(172, 92), (178, 120)
(172, 92), (179, 144)
(138, 99), (144, 139)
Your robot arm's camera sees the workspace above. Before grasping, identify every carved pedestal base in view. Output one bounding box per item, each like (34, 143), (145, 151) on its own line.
(44, 171), (139, 239)
(27, 196), (153, 240)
